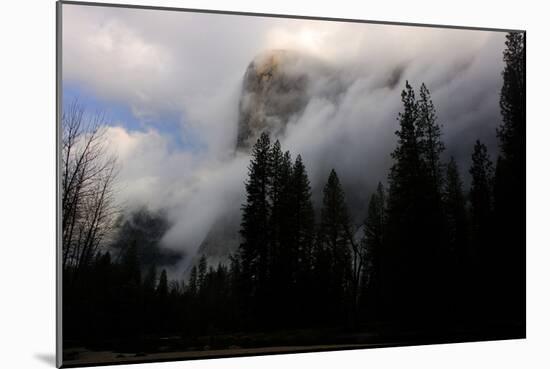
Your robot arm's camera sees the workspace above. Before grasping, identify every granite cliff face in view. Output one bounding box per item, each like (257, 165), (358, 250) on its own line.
(195, 50), (332, 268)
(194, 210), (241, 268)
(236, 50), (311, 150)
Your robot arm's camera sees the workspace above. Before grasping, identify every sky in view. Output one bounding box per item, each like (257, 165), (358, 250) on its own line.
(62, 3), (508, 274)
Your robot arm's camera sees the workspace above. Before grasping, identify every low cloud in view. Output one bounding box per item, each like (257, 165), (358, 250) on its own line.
(104, 126), (248, 255)
(63, 4), (507, 277)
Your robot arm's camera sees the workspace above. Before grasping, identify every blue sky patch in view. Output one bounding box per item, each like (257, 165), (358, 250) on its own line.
(62, 81), (206, 153)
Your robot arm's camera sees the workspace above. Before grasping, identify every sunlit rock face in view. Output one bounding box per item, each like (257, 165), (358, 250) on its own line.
(194, 50), (338, 269)
(194, 50), (311, 268)
(236, 50), (310, 150)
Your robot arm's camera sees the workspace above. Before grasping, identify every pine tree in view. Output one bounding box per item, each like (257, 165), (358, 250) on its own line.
(189, 265), (198, 296)
(469, 140), (494, 253)
(198, 254), (208, 291)
(157, 269), (169, 298)
(360, 182), (385, 319)
(278, 151), (297, 274)
(386, 81), (426, 226)
(469, 140), (496, 319)
(388, 81), (421, 191)
(320, 170), (351, 260)
(290, 155), (315, 272)
(497, 32), (525, 165)
(443, 157), (469, 262)
(266, 141), (292, 310)
(384, 81), (423, 320)
(317, 169), (352, 320)
(495, 32), (525, 321)
(416, 84), (449, 284)
(495, 33), (526, 222)
(364, 183), (385, 262)
(442, 157), (470, 316)
(268, 140), (284, 248)
(268, 141), (286, 205)
(417, 83), (445, 191)
(495, 33), (526, 217)
(289, 154), (315, 321)
(384, 81), (447, 323)
(239, 132), (272, 322)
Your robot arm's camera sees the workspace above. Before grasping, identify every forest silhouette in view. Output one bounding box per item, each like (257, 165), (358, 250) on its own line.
(62, 32), (525, 362)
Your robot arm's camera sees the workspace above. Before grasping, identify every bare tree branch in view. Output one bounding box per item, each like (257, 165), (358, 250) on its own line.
(61, 99), (120, 277)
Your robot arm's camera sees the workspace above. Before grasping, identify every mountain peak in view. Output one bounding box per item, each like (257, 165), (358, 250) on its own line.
(236, 49), (310, 150)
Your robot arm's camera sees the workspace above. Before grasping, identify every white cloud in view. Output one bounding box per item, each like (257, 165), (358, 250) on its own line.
(63, 4), (508, 275)
(103, 126), (248, 260)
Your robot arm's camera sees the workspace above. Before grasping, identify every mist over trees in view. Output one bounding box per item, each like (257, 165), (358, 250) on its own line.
(62, 32), (525, 355)
(110, 208), (183, 269)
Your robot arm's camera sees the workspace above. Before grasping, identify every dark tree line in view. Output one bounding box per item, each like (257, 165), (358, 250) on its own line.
(236, 135), (358, 328)
(231, 31), (524, 334)
(494, 32), (526, 324)
(63, 32), (525, 351)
